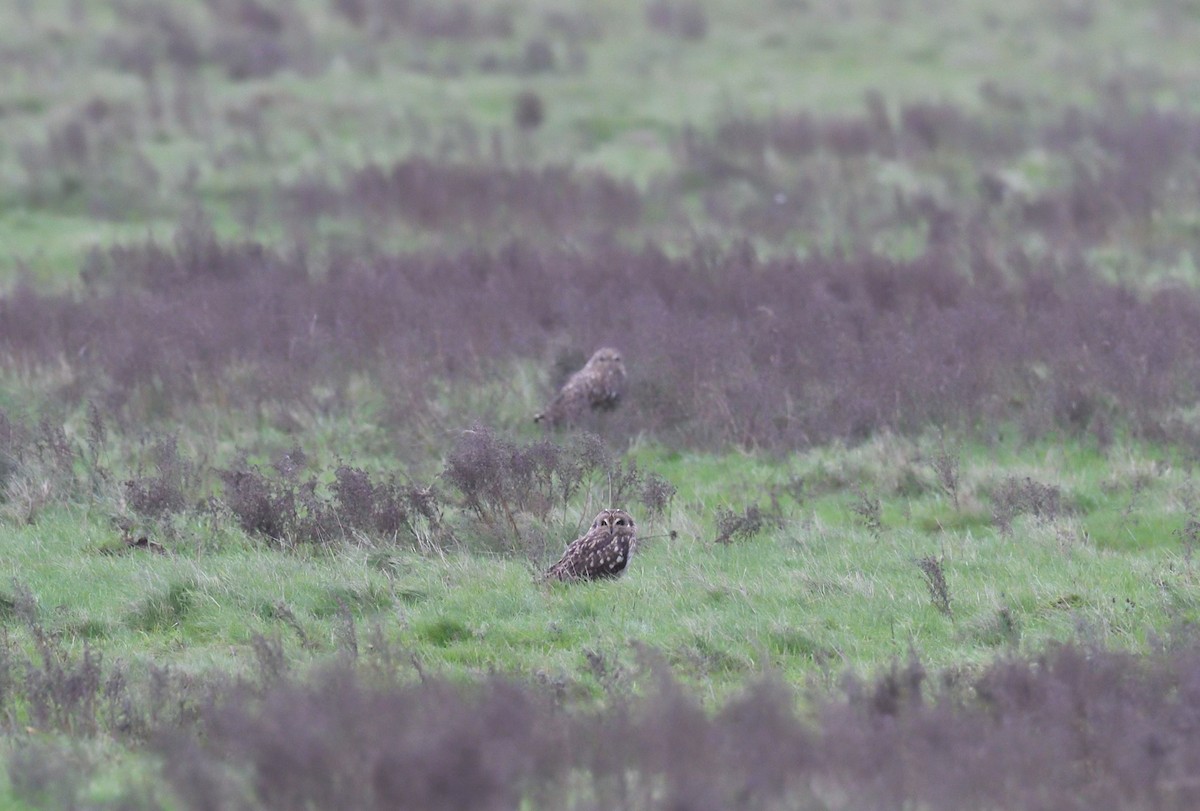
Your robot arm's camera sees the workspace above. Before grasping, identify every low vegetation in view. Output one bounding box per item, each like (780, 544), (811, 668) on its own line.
(4, 0), (1200, 807)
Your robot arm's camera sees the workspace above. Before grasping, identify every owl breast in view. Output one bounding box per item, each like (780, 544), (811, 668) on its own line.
(544, 509), (638, 582)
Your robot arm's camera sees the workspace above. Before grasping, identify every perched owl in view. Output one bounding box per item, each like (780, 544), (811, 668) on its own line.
(545, 509), (638, 581)
(534, 348), (626, 427)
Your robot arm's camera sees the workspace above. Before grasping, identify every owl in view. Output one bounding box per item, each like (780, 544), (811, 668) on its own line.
(534, 347), (626, 427)
(545, 509), (638, 581)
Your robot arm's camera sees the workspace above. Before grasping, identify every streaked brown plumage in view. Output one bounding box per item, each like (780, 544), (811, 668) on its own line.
(534, 347), (626, 427)
(545, 509), (638, 581)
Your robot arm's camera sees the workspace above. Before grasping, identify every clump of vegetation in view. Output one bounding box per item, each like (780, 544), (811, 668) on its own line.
(714, 504), (771, 545)
(639, 471), (677, 520)
(645, 0), (708, 40)
(851, 488), (884, 535)
(214, 448), (456, 551)
(991, 476), (1063, 534)
(916, 555), (953, 618)
(514, 89), (545, 130)
(124, 435), (200, 521)
(931, 441), (961, 511)
(0, 409), (105, 524)
(287, 158), (641, 234)
(8, 218), (1200, 448)
(443, 426), (590, 532)
(1175, 513), (1200, 562)
(441, 426), (675, 553)
(331, 464), (444, 548)
(130, 634), (1200, 811)
(218, 450), (338, 547)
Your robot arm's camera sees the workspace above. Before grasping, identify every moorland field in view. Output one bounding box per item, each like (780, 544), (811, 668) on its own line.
(5, 0), (1200, 808)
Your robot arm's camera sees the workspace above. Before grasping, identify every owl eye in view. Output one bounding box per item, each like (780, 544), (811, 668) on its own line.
(615, 518), (626, 525)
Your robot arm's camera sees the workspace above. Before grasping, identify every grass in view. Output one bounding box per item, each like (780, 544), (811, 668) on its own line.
(4, 0), (1200, 272)
(5, 0), (1200, 805)
(1, 433), (1194, 703)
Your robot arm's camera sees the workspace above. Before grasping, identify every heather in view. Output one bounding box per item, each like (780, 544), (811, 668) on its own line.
(5, 227), (1200, 451)
(10, 627), (1200, 810)
(8, 2), (1200, 271)
(5, 0), (1200, 808)
(155, 639), (1200, 810)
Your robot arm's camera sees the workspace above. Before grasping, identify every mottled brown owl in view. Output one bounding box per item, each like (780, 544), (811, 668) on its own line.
(545, 509), (638, 581)
(534, 347), (626, 427)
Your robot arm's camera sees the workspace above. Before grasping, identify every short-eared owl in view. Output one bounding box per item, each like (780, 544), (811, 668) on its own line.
(534, 348), (626, 427)
(545, 509), (638, 581)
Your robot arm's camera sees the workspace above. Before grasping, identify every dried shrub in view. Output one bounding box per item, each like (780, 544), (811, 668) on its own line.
(931, 442), (961, 511)
(0, 618), (215, 745)
(991, 476), (1063, 533)
(285, 158), (642, 234)
(409, 3), (513, 38)
(331, 464), (444, 547)
(713, 504), (771, 545)
(440, 428), (674, 555)
(218, 462), (286, 542)
(330, 0), (369, 27)
(8, 740), (90, 810)
(646, 0), (708, 40)
(100, 0), (312, 83)
(6, 222), (1200, 449)
(151, 634), (1200, 811)
(445, 426), (547, 530)
(124, 435), (200, 520)
(211, 29), (290, 80)
(851, 489), (884, 535)
(638, 472), (677, 519)
(0, 409), (24, 474)
(217, 452), (339, 547)
(915, 555), (953, 618)
(681, 100), (1200, 260)
(219, 449), (444, 550)
(443, 427), (600, 532)
(162, 666), (560, 811)
(521, 38), (556, 73)
(0, 411), (105, 524)
(674, 2), (709, 40)
(602, 457), (646, 508)
(101, 5), (199, 76)
(1175, 514), (1200, 562)
(185, 445), (450, 550)
(898, 101), (1011, 154)
(514, 90), (545, 131)
(330, 0), (511, 39)
(15, 96), (156, 217)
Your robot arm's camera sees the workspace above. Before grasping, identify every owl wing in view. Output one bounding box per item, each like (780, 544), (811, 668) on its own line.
(545, 529), (634, 581)
(534, 369), (596, 426)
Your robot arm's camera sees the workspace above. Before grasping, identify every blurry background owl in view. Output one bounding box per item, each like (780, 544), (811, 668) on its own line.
(545, 508), (637, 581)
(534, 347), (626, 427)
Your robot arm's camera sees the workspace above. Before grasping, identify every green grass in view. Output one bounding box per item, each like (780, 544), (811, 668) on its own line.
(5, 0), (1200, 279)
(4, 0), (1200, 804)
(2, 434), (1195, 700)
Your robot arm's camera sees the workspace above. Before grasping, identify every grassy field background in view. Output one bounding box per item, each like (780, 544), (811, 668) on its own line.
(4, 0), (1200, 808)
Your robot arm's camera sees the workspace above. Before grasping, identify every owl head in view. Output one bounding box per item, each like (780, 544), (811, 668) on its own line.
(586, 348), (624, 370)
(592, 508), (635, 533)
